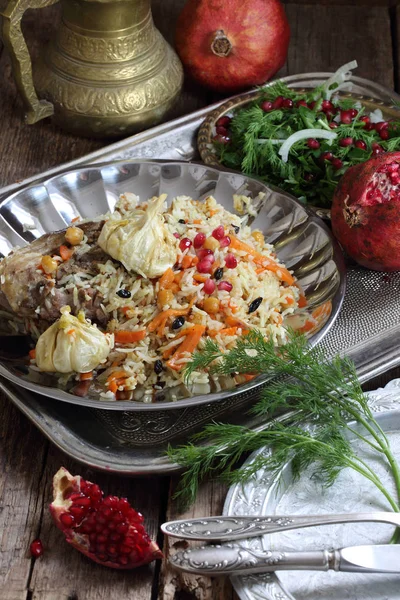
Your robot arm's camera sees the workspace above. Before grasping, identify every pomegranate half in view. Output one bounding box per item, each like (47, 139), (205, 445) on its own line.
(331, 151), (400, 271)
(175, 0), (290, 93)
(50, 467), (162, 568)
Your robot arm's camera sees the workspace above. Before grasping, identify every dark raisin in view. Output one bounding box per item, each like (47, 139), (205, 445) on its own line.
(117, 289), (131, 298)
(154, 360), (163, 374)
(248, 297), (263, 314)
(172, 316), (185, 330)
(231, 224), (240, 234)
(178, 219), (186, 224)
(214, 267), (224, 280)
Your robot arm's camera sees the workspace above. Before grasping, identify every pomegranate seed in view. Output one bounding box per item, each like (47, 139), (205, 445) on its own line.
(321, 151), (333, 161)
(197, 259), (213, 274)
(219, 235), (231, 248)
(218, 281), (233, 292)
(282, 98), (294, 109)
(60, 513), (75, 527)
(339, 137), (353, 147)
(364, 123), (375, 131)
(375, 121), (388, 133)
(212, 225), (225, 240)
(216, 115), (231, 128)
(296, 100), (308, 107)
(272, 96), (284, 109)
(329, 122), (338, 129)
(179, 237), (192, 252)
(216, 125), (228, 136)
(213, 134), (230, 145)
(354, 140), (367, 150)
(372, 142), (384, 155)
(103, 496), (119, 508)
(225, 254), (238, 269)
(308, 101), (316, 109)
(360, 116), (370, 124)
(332, 158), (343, 170)
(390, 172), (400, 185)
(321, 100), (334, 112)
(70, 492), (85, 502)
(340, 110), (353, 124)
(307, 138), (320, 150)
(349, 109), (358, 118)
(30, 539), (44, 558)
(193, 232), (206, 248)
(380, 129), (389, 140)
(387, 162), (399, 172)
(118, 556), (129, 565)
(116, 523), (129, 535)
(203, 278), (216, 294)
(197, 248), (214, 261)
(69, 506), (86, 520)
(260, 100), (273, 112)
(324, 110), (336, 121)
(173, 232), (180, 238)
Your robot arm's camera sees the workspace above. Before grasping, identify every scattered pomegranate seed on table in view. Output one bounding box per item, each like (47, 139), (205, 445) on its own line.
(30, 539), (44, 558)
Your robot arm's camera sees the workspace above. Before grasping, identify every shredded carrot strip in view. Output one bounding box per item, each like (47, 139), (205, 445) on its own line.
(170, 282), (179, 294)
(285, 295), (294, 305)
(159, 268), (175, 290)
(121, 306), (132, 316)
(109, 380), (119, 394)
(225, 315), (248, 329)
(312, 301), (332, 321)
(148, 299), (195, 335)
(107, 370), (128, 383)
(208, 209), (217, 217)
(71, 216), (80, 223)
(174, 270), (185, 284)
(192, 256), (199, 266)
(193, 274), (208, 283)
(298, 319), (316, 333)
(242, 374), (256, 382)
(298, 294), (307, 308)
(193, 219), (202, 224)
(167, 325), (206, 371)
(59, 245), (74, 261)
(114, 330), (146, 344)
(209, 326), (238, 338)
(28, 349), (36, 359)
(230, 235), (294, 285)
(181, 255), (193, 270)
(79, 371), (93, 381)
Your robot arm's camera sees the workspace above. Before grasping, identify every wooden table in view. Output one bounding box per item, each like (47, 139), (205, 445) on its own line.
(0, 0), (399, 598)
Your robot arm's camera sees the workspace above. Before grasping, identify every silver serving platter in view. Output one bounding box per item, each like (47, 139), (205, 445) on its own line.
(0, 160), (344, 413)
(223, 379), (400, 600)
(0, 72), (399, 470)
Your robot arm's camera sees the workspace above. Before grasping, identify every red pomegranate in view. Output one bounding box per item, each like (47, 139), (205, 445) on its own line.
(50, 467), (162, 568)
(331, 151), (400, 271)
(175, 0), (290, 93)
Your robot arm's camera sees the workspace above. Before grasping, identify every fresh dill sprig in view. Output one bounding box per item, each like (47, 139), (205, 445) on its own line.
(169, 331), (400, 541)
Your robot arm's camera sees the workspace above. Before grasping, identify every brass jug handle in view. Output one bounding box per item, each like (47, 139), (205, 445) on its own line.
(1, 0), (59, 124)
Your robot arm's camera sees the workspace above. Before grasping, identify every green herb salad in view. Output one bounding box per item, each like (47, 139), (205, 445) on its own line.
(213, 61), (400, 207)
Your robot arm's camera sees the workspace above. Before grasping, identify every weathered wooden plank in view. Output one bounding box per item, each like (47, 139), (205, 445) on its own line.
(159, 478), (240, 600)
(0, 396), (49, 600)
(284, 4), (394, 89)
(28, 447), (166, 600)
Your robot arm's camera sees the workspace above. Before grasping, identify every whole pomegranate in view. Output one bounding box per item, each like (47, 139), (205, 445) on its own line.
(331, 151), (400, 271)
(175, 0), (290, 93)
(50, 467), (162, 568)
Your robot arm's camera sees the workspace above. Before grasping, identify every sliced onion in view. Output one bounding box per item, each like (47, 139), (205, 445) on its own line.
(278, 129), (337, 163)
(322, 60), (358, 100)
(369, 108), (384, 124)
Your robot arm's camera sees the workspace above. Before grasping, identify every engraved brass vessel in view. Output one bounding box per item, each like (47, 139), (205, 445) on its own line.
(1, 0), (184, 137)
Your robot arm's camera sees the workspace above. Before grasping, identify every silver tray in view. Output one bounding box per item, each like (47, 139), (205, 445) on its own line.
(223, 379), (400, 600)
(1, 72), (400, 473)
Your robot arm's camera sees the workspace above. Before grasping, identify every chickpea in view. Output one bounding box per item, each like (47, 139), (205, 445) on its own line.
(203, 237), (219, 251)
(203, 297), (220, 314)
(41, 255), (58, 274)
(157, 288), (173, 308)
(65, 226), (84, 246)
(251, 230), (265, 246)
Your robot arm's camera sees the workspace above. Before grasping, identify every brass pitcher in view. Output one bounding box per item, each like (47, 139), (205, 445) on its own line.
(1, 0), (184, 137)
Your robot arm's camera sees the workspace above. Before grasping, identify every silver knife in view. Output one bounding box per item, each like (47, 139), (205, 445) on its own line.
(161, 512), (400, 541)
(170, 543), (400, 576)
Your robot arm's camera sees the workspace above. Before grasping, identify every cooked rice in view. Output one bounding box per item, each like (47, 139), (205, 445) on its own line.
(29, 193), (302, 401)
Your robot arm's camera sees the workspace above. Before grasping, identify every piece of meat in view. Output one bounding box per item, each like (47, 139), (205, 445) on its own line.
(0, 220), (109, 326)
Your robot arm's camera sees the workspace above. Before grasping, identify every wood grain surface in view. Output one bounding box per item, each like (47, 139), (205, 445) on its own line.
(0, 1), (398, 599)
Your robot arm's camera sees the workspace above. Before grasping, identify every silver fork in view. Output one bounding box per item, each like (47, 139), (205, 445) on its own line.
(161, 512), (400, 542)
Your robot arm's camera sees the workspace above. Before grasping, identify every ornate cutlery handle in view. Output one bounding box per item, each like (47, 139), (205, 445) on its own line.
(161, 512), (400, 541)
(170, 543), (338, 576)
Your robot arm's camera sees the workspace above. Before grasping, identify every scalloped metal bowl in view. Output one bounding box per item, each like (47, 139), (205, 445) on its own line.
(0, 161), (345, 413)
